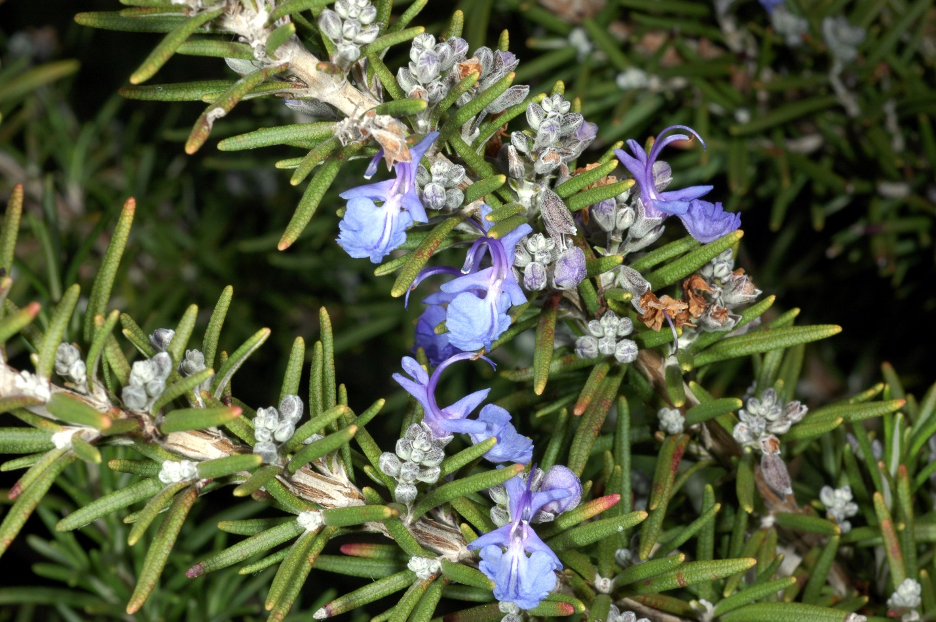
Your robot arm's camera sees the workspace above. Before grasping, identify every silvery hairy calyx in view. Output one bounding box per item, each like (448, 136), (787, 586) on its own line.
(0, 0), (928, 621)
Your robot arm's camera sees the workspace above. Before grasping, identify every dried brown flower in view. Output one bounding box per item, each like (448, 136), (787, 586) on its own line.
(638, 292), (689, 332)
(682, 274), (712, 319)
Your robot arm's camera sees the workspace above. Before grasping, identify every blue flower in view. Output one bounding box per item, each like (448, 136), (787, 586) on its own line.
(413, 305), (460, 366)
(407, 204), (531, 352)
(614, 125), (713, 219)
(443, 404), (533, 464)
(469, 468), (579, 610)
(441, 206), (531, 351)
(337, 132), (438, 263)
(392, 353), (490, 438)
(392, 355), (531, 466)
(677, 199), (741, 243)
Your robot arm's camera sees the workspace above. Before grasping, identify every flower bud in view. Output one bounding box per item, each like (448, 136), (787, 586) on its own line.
(318, 10), (342, 41)
(144, 379), (166, 398)
(149, 328), (175, 352)
(395, 482), (417, 504)
(761, 452), (793, 497)
(358, 3), (377, 24)
(353, 24), (380, 45)
(616, 205), (636, 231)
(523, 262), (547, 291)
(416, 466), (440, 483)
(152, 352), (173, 379)
(253, 441), (279, 464)
(379, 452), (402, 477)
(598, 334), (616, 356)
(553, 246), (586, 290)
(591, 199), (616, 232)
(422, 182), (447, 210)
(395, 438), (413, 461)
(575, 335), (599, 359)
(399, 461), (419, 483)
(179, 349), (206, 376)
(445, 188), (464, 210)
(614, 339), (638, 364)
(335, 43), (361, 66)
(273, 421), (295, 443)
(122, 384), (148, 411)
(55, 343), (81, 376)
(279, 394), (303, 423)
(535, 465), (582, 518)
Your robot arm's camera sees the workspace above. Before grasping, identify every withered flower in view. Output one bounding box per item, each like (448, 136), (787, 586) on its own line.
(682, 274), (712, 319)
(638, 292), (688, 332)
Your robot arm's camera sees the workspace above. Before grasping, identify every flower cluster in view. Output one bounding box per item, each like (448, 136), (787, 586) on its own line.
(455, 47), (528, 138)
(122, 352), (172, 411)
(888, 578), (922, 621)
(657, 407), (685, 435)
(54, 343), (87, 390)
(693, 250), (762, 332)
(416, 159), (465, 211)
(318, 0), (380, 69)
(379, 422), (447, 504)
(733, 388), (808, 496)
(337, 132), (438, 263)
(513, 233), (586, 292)
(507, 93), (596, 179)
(397, 34), (469, 131)
(411, 205), (532, 356)
(819, 485), (859, 534)
(469, 466), (581, 610)
(253, 395), (305, 464)
(574, 309), (639, 363)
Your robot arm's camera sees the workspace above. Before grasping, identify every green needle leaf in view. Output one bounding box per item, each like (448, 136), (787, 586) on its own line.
(1, 185), (24, 276)
(411, 463), (524, 520)
(129, 7), (223, 84)
(533, 293), (559, 395)
(694, 325), (842, 367)
(126, 485), (198, 614)
(186, 64), (287, 155)
(391, 215), (465, 298)
(623, 558), (757, 595)
(547, 510), (648, 551)
(645, 230), (744, 291)
(36, 284), (80, 379)
(160, 406), (241, 433)
(45, 393), (111, 430)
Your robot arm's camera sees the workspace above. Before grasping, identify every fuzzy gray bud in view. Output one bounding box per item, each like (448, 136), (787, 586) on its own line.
(149, 328), (175, 352)
(523, 262), (548, 291)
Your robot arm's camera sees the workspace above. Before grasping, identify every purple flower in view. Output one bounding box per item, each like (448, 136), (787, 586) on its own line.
(443, 405), (533, 463)
(413, 305), (460, 366)
(392, 353), (491, 438)
(535, 465), (582, 517)
(614, 126), (713, 219)
(469, 468), (579, 609)
(337, 132), (438, 263)
(408, 205), (531, 352)
(677, 199), (741, 243)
